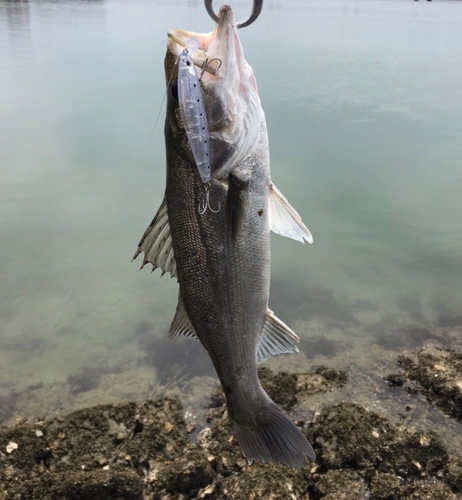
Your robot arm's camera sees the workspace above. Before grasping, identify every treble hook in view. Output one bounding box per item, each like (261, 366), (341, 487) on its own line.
(199, 57), (223, 80)
(204, 0), (264, 29)
(199, 184), (221, 214)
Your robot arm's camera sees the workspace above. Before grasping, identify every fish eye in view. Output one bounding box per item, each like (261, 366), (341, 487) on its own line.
(170, 79), (179, 101)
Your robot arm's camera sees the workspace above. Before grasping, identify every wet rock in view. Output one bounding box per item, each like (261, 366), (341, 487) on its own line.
(8, 470), (144, 500)
(384, 373), (406, 387)
(297, 367), (347, 399)
(312, 470), (367, 500)
(198, 463), (307, 499)
(391, 344), (462, 420)
(67, 366), (104, 394)
(368, 472), (403, 500)
(197, 409), (243, 476)
(258, 368), (299, 410)
(391, 430), (448, 478)
(309, 402), (396, 469)
(149, 446), (215, 498)
(44, 398), (187, 469)
(405, 480), (462, 500)
(259, 366), (347, 411)
(0, 424), (48, 476)
(445, 456), (462, 492)
(1, 367), (461, 499)
(209, 366), (348, 414)
(0, 398), (187, 496)
(309, 402), (448, 477)
(376, 324), (432, 351)
(200, 366), (348, 475)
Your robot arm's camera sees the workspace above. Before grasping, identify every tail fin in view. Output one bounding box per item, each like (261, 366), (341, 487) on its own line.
(232, 402), (316, 467)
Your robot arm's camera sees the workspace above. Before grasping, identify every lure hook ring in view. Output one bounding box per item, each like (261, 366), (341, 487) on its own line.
(204, 0), (264, 29)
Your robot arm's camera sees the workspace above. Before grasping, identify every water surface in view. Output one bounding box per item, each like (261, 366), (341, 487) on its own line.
(1, 0), (461, 421)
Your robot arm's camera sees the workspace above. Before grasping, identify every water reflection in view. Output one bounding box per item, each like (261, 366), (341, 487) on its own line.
(3, 0), (30, 31)
(0, 0), (461, 423)
(135, 321), (215, 384)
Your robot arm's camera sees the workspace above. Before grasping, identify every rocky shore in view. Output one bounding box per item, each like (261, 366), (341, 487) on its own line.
(1, 342), (462, 499)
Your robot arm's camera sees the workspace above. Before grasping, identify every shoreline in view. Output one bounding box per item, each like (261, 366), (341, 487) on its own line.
(1, 333), (462, 499)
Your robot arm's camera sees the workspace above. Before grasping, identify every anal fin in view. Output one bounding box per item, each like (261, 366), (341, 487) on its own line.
(132, 196), (177, 278)
(257, 310), (300, 364)
(169, 294), (198, 339)
(269, 183), (313, 244)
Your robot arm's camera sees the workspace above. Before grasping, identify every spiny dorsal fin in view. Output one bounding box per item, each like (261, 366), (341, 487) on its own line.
(169, 293), (198, 339)
(269, 183), (313, 244)
(256, 310), (300, 364)
(132, 197), (177, 278)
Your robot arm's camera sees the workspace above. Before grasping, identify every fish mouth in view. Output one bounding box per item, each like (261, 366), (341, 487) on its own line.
(167, 6), (243, 78)
(166, 6), (263, 178)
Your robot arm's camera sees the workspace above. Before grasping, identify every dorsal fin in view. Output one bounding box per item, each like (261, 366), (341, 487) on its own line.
(169, 294), (198, 339)
(132, 197), (177, 278)
(269, 183), (313, 244)
(256, 310), (300, 364)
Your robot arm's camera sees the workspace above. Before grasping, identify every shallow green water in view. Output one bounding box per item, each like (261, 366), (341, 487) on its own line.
(1, 0), (461, 417)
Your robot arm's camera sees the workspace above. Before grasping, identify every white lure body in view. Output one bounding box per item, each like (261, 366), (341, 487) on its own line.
(177, 48), (211, 183)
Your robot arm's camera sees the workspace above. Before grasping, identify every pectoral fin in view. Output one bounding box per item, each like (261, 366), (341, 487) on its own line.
(256, 310), (300, 364)
(269, 183), (313, 244)
(132, 197), (177, 278)
(169, 293), (198, 339)
(226, 173), (248, 243)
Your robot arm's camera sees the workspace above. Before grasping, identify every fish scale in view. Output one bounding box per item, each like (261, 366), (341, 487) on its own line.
(167, 123), (270, 409)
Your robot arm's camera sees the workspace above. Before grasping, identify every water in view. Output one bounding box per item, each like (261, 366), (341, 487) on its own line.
(1, 0), (461, 422)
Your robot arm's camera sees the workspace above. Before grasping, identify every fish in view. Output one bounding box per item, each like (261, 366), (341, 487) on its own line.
(133, 5), (315, 467)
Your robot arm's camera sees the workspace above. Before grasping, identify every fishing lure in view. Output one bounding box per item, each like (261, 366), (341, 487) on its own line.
(177, 41), (211, 184)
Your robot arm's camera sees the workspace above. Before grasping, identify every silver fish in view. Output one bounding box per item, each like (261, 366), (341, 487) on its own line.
(134, 6), (314, 467)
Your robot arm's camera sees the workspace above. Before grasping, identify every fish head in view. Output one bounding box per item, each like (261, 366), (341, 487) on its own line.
(165, 5), (265, 179)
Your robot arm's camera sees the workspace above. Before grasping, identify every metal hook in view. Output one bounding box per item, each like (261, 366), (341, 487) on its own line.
(199, 57), (223, 80)
(204, 0), (264, 29)
(198, 184), (221, 214)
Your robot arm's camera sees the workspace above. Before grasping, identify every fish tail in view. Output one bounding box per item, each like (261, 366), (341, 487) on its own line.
(232, 399), (316, 467)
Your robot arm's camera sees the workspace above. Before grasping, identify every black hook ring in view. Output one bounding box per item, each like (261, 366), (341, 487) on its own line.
(204, 0), (263, 29)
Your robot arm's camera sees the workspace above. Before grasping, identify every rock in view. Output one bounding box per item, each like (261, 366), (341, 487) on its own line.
(198, 463), (308, 499)
(200, 366), (348, 476)
(258, 368), (299, 411)
(9, 470), (144, 500)
(313, 470), (367, 500)
(44, 398), (187, 469)
(67, 367), (103, 395)
(1, 368), (461, 499)
(309, 402), (396, 469)
(197, 414), (243, 476)
(309, 402), (448, 478)
(368, 472), (403, 500)
(384, 373), (406, 387)
(0, 398), (188, 497)
(405, 480), (462, 500)
(390, 344), (462, 421)
(259, 366), (347, 411)
(149, 446), (216, 498)
(445, 456), (462, 492)
(297, 366), (347, 399)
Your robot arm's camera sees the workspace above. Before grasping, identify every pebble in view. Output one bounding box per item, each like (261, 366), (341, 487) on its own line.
(6, 442), (18, 454)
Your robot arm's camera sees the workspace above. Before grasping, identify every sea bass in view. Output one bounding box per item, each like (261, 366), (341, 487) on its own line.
(134, 5), (315, 467)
